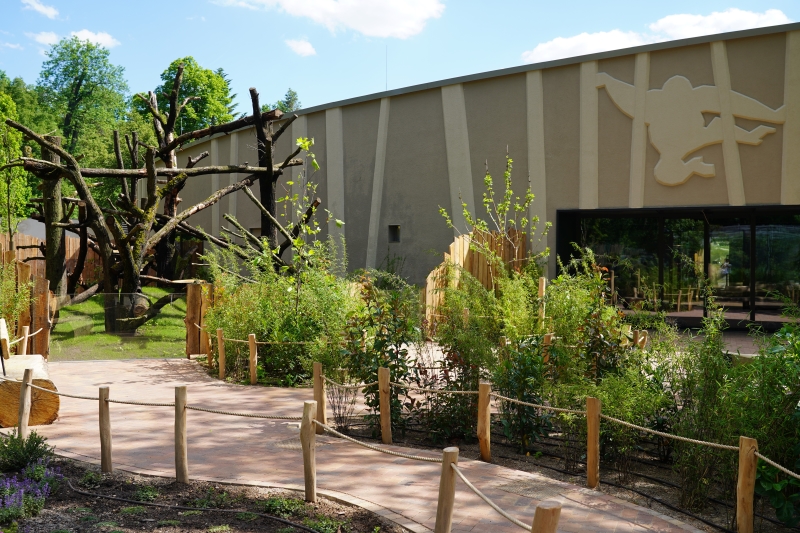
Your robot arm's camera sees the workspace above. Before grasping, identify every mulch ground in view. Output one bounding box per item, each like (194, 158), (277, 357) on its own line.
(12, 458), (404, 533)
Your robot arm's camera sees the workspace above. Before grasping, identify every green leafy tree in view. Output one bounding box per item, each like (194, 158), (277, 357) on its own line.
(264, 88), (301, 113)
(0, 71), (58, 140)
(0, 92), (29, 248)
(137, 57), (236, 136)
(36, 37), (128, 156)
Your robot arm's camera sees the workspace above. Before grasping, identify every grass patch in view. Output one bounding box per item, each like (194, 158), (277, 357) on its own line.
(236, 511), (259, 521)
(181, 510), (203, 516)
(157, 520), (180, 526)
(263, 496), (308, 518)
(49, 287), (187, 361)
(96, 522), (119, 528)
(120, 505), (146, 515)
(208, 526), (231, 533)
(135, 485), (160, 502)
(304, 516), (348, 533)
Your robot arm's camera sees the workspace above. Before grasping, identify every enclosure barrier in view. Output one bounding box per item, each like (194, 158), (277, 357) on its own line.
(5, 367), (800, 533)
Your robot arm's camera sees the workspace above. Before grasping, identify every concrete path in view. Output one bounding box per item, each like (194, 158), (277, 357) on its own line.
(14, 359), (701, 533)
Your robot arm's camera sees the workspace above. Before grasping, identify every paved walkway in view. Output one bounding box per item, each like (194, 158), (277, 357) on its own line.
(12, 359), (701, 533)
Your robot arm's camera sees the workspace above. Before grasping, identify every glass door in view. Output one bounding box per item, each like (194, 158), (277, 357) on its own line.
(708, 217), (751, 322)
(754, 215), (800, 323)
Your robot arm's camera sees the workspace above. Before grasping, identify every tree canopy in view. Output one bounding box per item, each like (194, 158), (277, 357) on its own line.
(0, 92), (29, 238)
(36, 37), (128, 157)
(266, 88), (301, 113)
(138, 57), (237, 135)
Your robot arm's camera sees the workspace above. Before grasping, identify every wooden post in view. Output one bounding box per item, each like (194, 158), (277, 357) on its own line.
(477, 381), (491, 462)
(174, 386), (189, 483)
(99, 386), (112, 473)
(19, 326), (29, 356)
(586, 397), (601, 489)
(543, 333), (554, 364)
(313, 362), (327, 435)
(17, 368), (33, 439)
(632, 330), (640, 349)
(31, 278), (50, 358)
(531, 500), (562, 533)
(378, 367), (392, 444)
(199, 283), (212, 360)
(637, 330), (648, 350)
(687, 289), (694, 311)
(216, 328), (225, 380)
(677, 289), (683, 312)
(15, 261), (31, 336)
(538, 276), (547, 321)
(248, 333), (257, 385)
(736, 436), (758, 533)
(300, 400), (317, 503)
(184, 283), (201, 357)
(434, 447), (459, 533)
(610, 270), (615, 305)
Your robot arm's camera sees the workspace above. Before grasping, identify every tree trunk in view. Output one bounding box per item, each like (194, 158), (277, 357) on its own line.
(259, 176), (278, 250)
(41, 136), (66, 300)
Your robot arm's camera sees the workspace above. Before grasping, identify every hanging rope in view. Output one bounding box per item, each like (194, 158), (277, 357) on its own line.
(451, 464), (529, 531)
(8, 328), (43, 346)
(391, 382), (479, 395)
(755, 452), (800, 481)
(313, 420), (442, 463)
(322, 376), (378, 389)
(185, 405), (301, 420)
(490, 393), (587, 415)
(599, 414), (739, 451)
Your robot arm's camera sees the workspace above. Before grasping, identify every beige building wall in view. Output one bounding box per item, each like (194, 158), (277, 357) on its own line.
(176, 23), (800, 285)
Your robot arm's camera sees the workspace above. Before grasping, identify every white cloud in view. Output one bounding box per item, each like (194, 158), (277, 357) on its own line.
(214, 0), (444, 39)
(285, 38), (316, 56)
(522, 8), (792, 63)
(21, 0), (58, 19)
(70, 30), (120, 48)
(26, 31), (59, 45)
(1, 42), (23, 50)
(649, 8), (791, 40)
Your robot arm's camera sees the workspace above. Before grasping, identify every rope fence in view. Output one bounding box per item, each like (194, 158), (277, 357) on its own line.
(490, 393), (587, 415)
(8, 327), (43, 347)
(390, 382), (479, 395)
(313, 420), (443, 463)
(451, 463), (529, 531)
(185, 405), (301, 420)
(322, 376), (378, 389)
(599, 414), (740, 452)
(755, 452), (800, 481)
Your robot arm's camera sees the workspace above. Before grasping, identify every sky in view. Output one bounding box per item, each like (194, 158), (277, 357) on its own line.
(1, 0), (799, 112)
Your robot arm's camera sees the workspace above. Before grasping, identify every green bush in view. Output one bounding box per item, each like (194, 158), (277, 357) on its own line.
(0, 430), (54, 473)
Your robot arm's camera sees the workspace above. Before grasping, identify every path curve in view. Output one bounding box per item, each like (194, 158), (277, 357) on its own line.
(15, 359), (701, 533)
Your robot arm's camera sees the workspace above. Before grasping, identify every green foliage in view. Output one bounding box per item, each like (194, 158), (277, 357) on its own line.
(262, 496), (308, 518)
(135, 485), (159, 502)
(0, 260), (32, 340)
(120, 505), (146, 514)
(303, 516), (349, 533)
(0, 430), (54, 473)
(137, 57), (235, 135)
(266, 88), (302, 113)
(755, 462), (800, 527)
(0, 93), (30, 236)
(78, 470), (101, 489)
(189, 488), (231, 509)
(37, 37), (128, 157)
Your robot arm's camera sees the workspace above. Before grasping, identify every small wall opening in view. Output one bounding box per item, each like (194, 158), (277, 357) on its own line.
(388, 224), (401, 243)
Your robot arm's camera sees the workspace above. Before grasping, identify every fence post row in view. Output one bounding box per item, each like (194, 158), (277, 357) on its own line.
(300, 400), (317, 503)
(434, 447), (459, 533)
(17, 368), (33, 439)
(586, 397), (601, 489)
(378, 367), (392, 445)
(313, 362), (327, 435)
(248, 333), (257, 386)
(737, 436), (758, 533)
(216, 328), (226, 380)
(99, 387), (112, 473)
(175, 386), (189, 483)
(477, 381), (491, 462)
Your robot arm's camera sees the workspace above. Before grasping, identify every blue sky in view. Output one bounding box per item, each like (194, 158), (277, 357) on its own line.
(1, 0), (799, 112)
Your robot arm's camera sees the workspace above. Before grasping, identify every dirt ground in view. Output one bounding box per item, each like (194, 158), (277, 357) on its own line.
(11, 458), (404, 533)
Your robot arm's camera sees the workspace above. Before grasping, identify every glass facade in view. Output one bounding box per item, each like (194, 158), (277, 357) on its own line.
(558, 208), (800, 328)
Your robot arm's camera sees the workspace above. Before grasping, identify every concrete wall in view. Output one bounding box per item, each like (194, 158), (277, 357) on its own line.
(176, 24), (800, 285)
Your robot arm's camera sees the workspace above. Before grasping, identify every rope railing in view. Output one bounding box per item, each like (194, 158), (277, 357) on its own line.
(599, 414), (740, 452)
(312, 420), (443, 463)
(322, 376), (378, 389)
(391, 382), (479, 395)
(185, 405), (301, 420)
(755, 452), (800, 481)
(490, 393), (587, 415)
(104, 398), (176, 407)
(451, 463), (529, 531)
(27, 382), (99, 401)
(8, 327), (43, 346)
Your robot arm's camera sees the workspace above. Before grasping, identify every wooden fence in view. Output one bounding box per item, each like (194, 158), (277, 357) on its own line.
(0, 233), (102, 287)
(424, 229), (527, 329)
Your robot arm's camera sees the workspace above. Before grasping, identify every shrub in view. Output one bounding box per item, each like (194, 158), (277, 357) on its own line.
(0, 458), (61, 525)
(0, 431), (54, 474)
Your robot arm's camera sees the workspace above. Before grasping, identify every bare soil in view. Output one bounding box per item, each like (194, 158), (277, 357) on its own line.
(11, 458), (405, 533)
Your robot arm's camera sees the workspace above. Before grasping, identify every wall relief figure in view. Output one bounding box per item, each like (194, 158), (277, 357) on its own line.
(597, 72), (786, 186)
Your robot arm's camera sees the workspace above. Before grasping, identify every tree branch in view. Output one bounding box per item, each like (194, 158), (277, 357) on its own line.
(186, 151), (209, 169)
(158, 109), (283, 156)
(164, 63), (185, 135)
(273, 114), (298, 144)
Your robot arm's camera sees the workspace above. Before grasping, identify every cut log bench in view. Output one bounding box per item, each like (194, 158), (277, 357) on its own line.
(0, 354), (60, 427)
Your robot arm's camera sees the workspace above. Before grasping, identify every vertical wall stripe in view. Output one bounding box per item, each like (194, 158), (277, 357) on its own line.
(291, 116), (308, 225)
(525, 71), (547, 251)
(629, 53), (650, 208)
(325, 107), (345, 241)
(579, 61), (599, 209)
(366, 98), (391, 269)
(441, 83), (475, 237)
(782, 31), (800, 205)
(210, 138), (220, 236)
(227, 132), (238, 221)
(710, 41), (746, 206)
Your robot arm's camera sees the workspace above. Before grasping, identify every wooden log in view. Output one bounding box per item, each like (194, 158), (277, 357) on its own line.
(586, 397), (601, 489)
(477, 381), (491, 462)
(248, 333), (258, 385)
(174, 386), (189, 483)
(19, 326), (29, 356)
(99, 386), (112, 473)
(0, 355), (59, 428)
(300, 400), (317, 503)
(434, 447), (459, 533)
(184, 283), (201, 357)
(17, 368), (33, 438)
(378, 366), (392, 444)
(31, 278), (50, 358)
(543, 333), (554, 364)
(531, 500), (562, 533)
(313, 362), (327, 435)
(736, 436), (758, 533)
(216, 328), (226, 380)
